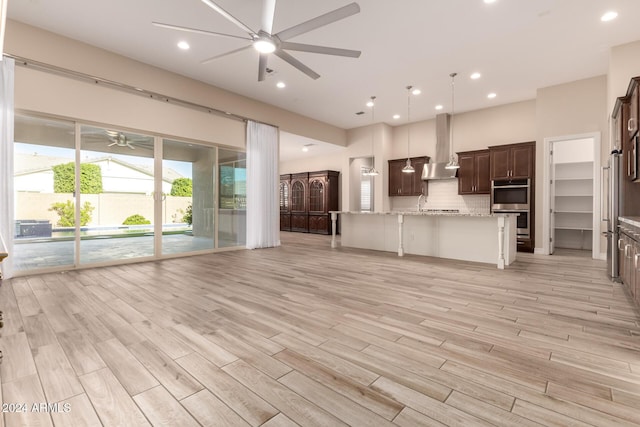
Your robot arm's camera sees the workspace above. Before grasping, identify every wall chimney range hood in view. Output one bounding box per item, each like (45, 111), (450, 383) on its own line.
(422, 113), (458, 180)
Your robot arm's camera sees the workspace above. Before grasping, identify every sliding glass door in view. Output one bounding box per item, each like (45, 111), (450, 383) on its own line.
(78, 125), (156, 264)
(12, 113), (247, 274)
(13, 115), (76, 272)
(162, 139), (216, 255)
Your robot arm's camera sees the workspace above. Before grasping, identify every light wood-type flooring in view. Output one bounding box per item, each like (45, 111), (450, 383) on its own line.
(1, 232), (640, 426)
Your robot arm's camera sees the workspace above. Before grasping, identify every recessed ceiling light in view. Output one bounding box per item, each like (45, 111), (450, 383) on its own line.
(484, 0), (497, 4)
(601, 11), (618, 22)
(366, 100), (375, 107)
(276, 81), (286, 89)
(302, 146), (309, 152)
(470, 72), (481, 80)
(435, 105), (443, 110)
(393, 114), (401, 120)
(177, 41), (190, 50)
(487, 92), (497, 99)
(412, 88), (421, 95)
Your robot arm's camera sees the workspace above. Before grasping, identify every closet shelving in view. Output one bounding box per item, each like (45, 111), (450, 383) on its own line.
(553, 160), (594, 250)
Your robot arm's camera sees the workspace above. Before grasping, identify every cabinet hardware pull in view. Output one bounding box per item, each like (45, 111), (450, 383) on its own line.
(625, 244), (632, 258)
(629, 118), (637, 133)
(618, 238), (624, 250)
(635, 253), (640, 269)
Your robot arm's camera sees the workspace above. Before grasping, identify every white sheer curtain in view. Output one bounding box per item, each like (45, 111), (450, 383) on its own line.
(0, 57), (14, 278)
(246, 120), (280, 249)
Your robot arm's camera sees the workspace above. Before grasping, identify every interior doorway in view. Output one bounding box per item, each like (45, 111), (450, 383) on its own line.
(544, 134), (601, 258)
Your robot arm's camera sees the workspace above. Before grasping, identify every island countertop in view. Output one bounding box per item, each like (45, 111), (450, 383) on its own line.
(330, 211), (518, 217)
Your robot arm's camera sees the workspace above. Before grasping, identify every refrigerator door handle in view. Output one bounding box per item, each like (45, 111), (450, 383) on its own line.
(601, 165), (610, 222)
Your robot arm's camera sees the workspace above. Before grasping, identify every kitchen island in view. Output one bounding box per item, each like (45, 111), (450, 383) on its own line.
(330, 211), (517, 269)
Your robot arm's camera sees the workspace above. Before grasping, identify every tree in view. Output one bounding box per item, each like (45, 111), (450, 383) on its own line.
(183, 203), (193, 225)
(122, 214), (151, 225)
(170, 178), (193, 197)
(49, 201), (94, 227)
(52, 162), (103, 194)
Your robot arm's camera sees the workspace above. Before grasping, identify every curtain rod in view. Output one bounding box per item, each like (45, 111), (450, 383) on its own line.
(4, 53), (276, 127)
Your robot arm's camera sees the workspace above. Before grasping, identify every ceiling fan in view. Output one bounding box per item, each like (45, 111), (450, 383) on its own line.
(152, 0), (362, 81)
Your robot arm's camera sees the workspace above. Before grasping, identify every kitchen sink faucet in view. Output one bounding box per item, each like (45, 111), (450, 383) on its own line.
(417, 194), (426, 212)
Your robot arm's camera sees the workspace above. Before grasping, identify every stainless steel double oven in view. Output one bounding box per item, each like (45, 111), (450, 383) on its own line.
(491, 179), (530, 239)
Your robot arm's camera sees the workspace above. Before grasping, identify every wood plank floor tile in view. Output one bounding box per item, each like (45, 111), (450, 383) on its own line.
(79, 368), (150, 426)
(128, 340), (204, 400)
(32, 343), (84, 403)
(171, 323), (238, 367)
(180, 389), (251, 427)
(176, 352), (278, 426)
(94, 338), (159, 395)
(49, 393), (102, 427)
(259, 413), (299, 427)
(0, 332), (37, 383)
(21, 313), (57, 348)
(2, 374), (53, 427)
(392, 407), (448, 427)
(133, 385), (199, 426)
(278, 370), (395, 426)
(274, 348), (403, 421)
(223, 359), (348, 427)
(56, 329), (106, 376)
(370, 376), (492, 426)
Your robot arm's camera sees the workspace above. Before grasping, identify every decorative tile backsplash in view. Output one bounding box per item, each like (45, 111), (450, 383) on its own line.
(390, 179), (490, 214)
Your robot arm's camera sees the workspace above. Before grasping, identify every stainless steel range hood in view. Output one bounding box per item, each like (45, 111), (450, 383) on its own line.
(422, 113), (458, 180)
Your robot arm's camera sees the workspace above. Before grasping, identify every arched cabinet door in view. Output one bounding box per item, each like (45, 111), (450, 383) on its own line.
(279, 181), (290, 212)
(291, 180), (306, 212)
(279, 175), (291, 231)
(308, 178), (326, 213)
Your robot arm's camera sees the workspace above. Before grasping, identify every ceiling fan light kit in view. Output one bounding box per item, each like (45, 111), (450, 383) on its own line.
(156, 0), (361, 81)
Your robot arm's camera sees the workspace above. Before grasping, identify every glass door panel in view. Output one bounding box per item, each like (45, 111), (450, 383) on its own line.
(162, 139), (215, 254)
(79, 125), (155, 264)
(13, 115), (76, 272)
(218, 149), (246, 248)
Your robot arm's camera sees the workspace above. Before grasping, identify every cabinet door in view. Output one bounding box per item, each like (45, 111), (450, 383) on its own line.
(291, 180), (306, 212)
(308, 179), (326, 213)
(388, 160), (403, 196)
(279, 181), (290, 213)
(457, 153), (475, 194)
(490, 147), (510, 180)
(629, 82), (639, 140)
(475, 151), (491, 193)
(511, 145), (533, 179)
(388, 160), (413, 196)
(411, 157), (427, 195)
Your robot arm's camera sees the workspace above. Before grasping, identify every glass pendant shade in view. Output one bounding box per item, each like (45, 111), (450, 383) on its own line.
(367, 166), (379, 176)
(402, 158), (415, 173)
(445, 155), (460, 169)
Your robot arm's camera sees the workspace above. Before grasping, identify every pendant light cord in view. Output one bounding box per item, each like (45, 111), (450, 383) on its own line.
(450, 73), (456, 160)
(407, 85), (412, 160)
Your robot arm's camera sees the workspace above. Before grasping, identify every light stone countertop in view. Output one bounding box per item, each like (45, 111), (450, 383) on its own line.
(619, 216), (640, 228)
(330, 211), (518, 218)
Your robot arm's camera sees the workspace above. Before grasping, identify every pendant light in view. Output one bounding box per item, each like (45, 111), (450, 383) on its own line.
(364, 96), (379, 176)
(445, 72), (460, 170)
(402, 85), (415, 173)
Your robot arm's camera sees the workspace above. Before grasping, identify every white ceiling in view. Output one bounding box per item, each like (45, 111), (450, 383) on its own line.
(7, 0), (640, 148)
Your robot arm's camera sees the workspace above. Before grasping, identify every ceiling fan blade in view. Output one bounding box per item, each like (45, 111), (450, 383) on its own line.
(201, 44), (252, 65)
(261, 0), (277, 34)
(107, 142), (117, 147)
(200, 0), (257, 36)
(126, 143), (136, 150)
(280, 41), (360, 58)
(274, 49), (320, 80)
(275, 2), (360, 41)
(152, 22), (252, 41)
(258, 53), (268, 81)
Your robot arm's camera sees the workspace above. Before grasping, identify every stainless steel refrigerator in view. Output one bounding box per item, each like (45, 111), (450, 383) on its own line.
(603, 149), (622, 280)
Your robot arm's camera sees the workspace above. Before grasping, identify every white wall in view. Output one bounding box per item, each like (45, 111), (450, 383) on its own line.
(7, 20), (347, 149)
